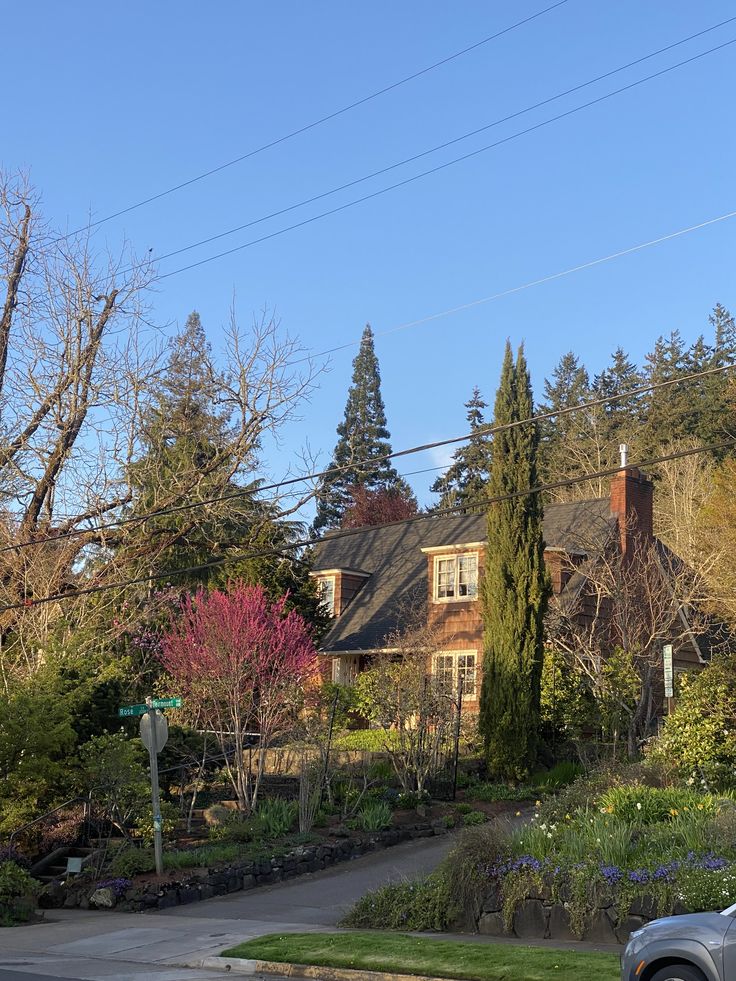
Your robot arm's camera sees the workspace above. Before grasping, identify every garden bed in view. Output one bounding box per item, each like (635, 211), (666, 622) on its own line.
(41, 817), (457, 913)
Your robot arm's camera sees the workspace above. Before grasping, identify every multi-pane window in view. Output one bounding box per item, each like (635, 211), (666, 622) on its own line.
(433, 651), (477, 697)
(317, 577), (335, 615)
(434, 554), (478, 600)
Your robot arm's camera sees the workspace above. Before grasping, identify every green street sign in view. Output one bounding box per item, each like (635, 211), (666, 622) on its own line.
(118, 703), (148, 718)
(150, 697), (182, 709)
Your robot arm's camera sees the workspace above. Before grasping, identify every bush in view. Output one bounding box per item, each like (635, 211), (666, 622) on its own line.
(254, 798), (298, 839)
(442, 821), (511, 923)
(357, 800), (392, 832)
(108, 846), (155, 877)
(341, 871), (453, 931)
(530, 762), (583, 791)
(470, 782), (537, 803)
(454, 803), (473, 815)
(0, 861), (41, 926)
(648, 657), (736, 791)
(332, 729), (399, 752)
(209, 814), (254, 843)
(678, 863), (736, 912)
(462, 810), (486, 827)
(394, 790), (430, 811)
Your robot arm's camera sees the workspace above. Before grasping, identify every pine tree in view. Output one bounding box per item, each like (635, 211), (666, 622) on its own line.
(479, 342), (551, 779)
(430, 386), (492, 512)
(590, 347), (645, 466)
(313, 324), (413, 531)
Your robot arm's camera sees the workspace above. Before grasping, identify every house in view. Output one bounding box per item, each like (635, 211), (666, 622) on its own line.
(311, 452), (713, 710)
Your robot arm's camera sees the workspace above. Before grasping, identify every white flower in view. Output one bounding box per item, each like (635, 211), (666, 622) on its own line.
(636, 803), (642, 811)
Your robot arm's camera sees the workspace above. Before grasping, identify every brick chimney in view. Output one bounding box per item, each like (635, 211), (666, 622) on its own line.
(609, 443), (654, 557)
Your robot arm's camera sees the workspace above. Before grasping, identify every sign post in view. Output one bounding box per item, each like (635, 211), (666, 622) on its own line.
(663, 644), (674, 715)
(118, 696), (180, 877)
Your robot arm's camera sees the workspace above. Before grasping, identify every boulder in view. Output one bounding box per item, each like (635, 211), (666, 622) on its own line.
(89, 887), (116, 909)
(513, 899), (548, 939)
(583, 909), (618, 944)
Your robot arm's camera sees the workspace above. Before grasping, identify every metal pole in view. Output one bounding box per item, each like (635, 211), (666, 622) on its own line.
(145, 698), (164, 876)
(451, 676), (463, 801)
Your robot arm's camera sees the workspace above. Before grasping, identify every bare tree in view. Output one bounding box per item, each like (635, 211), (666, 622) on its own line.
(546, 530), (708, 757)
(354, 618), (457, 796)
(0, 171), (322, 688)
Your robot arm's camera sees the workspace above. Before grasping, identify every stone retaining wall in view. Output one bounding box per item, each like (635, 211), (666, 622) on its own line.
(475, 880), (684, 944)
(49, 820), (449, 913)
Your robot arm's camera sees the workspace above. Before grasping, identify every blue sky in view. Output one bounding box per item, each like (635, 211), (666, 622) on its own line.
(5, 1), (736, 512)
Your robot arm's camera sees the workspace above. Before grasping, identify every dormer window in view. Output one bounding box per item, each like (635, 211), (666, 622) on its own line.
(317, 576), (336, 615)
(434, 553), (478, 601)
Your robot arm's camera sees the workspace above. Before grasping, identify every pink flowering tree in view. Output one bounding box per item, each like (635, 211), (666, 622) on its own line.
(159, 582), (318, 813)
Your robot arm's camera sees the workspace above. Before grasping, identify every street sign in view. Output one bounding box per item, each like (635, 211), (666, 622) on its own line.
(663, 644), (674, 700)
(150, 697), (182, 709)
(118, 703), (148, 718)
(140, 710), (169, 754)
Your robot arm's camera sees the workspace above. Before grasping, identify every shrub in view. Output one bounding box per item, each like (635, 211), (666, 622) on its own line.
(341, 871), (453, 930)
(530, 761), (583, 790)
(454, 803), (473, 815)
(357, 800), (392, 832)
(394, 790), (430, 811)
(442, 821), (511, 922)
(254, 798), (298, 839)
(108, 846), (155, 877)
(203, 804), (231, 827)
(462, 810), (486, 827)
(332, 729), (399, 752)
(678, 863), (736, 912)
(470, 782), (537, 803)
(647, 657), (736, 791)
(209, 814), (254, 843)
(0, 861), (41, 926)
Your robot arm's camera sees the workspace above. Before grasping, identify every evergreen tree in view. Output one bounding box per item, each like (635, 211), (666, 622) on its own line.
(640, 331), (691, 456)
(122, 313), (327, 629)
(693, 305), (736, 452)
(479, 342), (551, 778)
(538, 352), (590, 488)
(430, 386), (492, 512)
(313, 324), (413, 531)
(590, 347), (645, 467)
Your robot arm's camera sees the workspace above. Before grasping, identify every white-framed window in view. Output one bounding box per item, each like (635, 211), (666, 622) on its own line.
(433, 553), (478, 601)
(433, 651), (478, 697)
(317, 576), (336, 615)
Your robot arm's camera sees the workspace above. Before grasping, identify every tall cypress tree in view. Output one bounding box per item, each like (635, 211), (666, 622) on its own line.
(313, 324), (413, 531)
(479, 342), (551, 779)
(431, 386), (492, 512)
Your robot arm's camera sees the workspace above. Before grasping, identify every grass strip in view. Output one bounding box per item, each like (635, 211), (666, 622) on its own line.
(222, 931), (620, 981)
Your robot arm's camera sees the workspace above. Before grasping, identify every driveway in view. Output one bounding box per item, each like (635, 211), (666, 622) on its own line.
(0, 833), (454, 980)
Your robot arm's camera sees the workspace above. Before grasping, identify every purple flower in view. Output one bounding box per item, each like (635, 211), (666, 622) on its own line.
(629, 869), (650, 884)
(95, 877), (132, 897)
(599, 865), (623, 885)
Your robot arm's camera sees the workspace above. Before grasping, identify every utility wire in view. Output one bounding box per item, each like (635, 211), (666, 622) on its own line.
(5, 438), (734, 613)
(294, 208), (736, 364)
(3, 361), (733, 557)
(147, 14), (736, 269)
(52, 1), (570, 242)
(154, 35), (736, 281)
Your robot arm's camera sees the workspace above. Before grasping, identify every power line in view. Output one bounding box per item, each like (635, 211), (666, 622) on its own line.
(146, 15), (736, 269)
(154, 35), (736, 281)
(3, 361), (733, 557)
(295, 208), (736, 364)
(5, 438), (733, 613)
(52, 1), (570, 242)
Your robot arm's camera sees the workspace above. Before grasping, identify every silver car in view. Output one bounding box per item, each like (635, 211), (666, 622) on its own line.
(621, 903), (736, 980)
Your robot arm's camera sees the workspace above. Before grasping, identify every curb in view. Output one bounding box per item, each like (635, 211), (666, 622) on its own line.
(200, 956), (457, 981)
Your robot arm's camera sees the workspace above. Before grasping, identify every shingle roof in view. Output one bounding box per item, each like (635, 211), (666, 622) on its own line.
(313, 498), (616, 654)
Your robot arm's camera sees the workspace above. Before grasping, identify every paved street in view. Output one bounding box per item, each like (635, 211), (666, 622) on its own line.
(0, 834), (454, 981)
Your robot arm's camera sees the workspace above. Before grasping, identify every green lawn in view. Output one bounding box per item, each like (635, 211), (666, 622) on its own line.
(221, 931), (620, 981)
